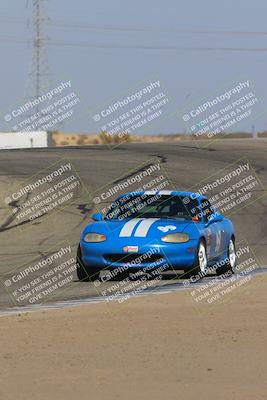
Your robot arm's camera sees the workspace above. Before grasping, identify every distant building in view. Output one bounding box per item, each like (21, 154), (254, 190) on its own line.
(0, 131), (48, 149)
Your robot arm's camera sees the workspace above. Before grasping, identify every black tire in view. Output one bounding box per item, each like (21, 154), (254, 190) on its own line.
(216, 238), (236, 276)
(76, 245), (101, 282)
(183, 239), (208, 280)
(112, 269), (130, 281)
(181, 269), (197, 279)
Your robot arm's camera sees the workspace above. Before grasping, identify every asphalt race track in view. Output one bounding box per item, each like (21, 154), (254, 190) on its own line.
(0, 139), (267, 313)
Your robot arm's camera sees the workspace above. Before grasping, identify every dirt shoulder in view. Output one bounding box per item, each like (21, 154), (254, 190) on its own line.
(0, 274), (267, 400)
(0, 176), (14, 229)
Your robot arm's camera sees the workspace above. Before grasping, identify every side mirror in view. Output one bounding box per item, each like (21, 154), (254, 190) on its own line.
(206, 213), (224, 225)
(91, 212), (103, 221)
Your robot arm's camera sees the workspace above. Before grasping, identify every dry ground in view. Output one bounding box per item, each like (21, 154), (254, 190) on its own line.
(0, 274), (266, 400)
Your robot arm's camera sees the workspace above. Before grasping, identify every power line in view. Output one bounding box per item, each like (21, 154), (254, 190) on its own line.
(2, 16), (267, 37)
(51, 21), (267, 37)
(0, 18), (24, 24)
(40, 41), (267, 52)
(2, 35), (267, 52)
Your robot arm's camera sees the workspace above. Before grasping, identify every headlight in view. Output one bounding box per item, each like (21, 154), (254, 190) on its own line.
(161, 233), (189, 243)
(83, 233), (106, 242)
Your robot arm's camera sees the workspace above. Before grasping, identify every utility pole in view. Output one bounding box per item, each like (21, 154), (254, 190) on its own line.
(252, 125), (258, 139)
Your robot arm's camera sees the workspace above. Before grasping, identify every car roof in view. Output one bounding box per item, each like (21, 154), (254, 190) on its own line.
(115, 191), (208, 201)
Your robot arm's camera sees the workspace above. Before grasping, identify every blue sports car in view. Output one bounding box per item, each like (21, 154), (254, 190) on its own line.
(77, 191), (236, 281)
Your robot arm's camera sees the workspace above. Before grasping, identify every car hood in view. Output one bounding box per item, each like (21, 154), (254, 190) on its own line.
(82, 218), (200, 240)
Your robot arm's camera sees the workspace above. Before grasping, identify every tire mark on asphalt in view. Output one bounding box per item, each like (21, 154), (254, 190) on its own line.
(0, 193), (32, 232)
(112, 154), (167, 185)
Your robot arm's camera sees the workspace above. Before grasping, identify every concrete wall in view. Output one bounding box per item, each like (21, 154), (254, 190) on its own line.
(0, 131), (48, 149)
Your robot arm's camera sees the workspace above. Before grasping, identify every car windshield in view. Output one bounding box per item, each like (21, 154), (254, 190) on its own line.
(104, 194), (199, 221)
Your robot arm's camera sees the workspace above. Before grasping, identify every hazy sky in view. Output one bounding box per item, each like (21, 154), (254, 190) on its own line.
(0, 0), (267, 134)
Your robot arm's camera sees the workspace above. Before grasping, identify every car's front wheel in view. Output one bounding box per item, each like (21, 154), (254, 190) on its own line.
(183, 239), (208, 279)
(216, 238), (236, 276)
(76, 245), (101, 282)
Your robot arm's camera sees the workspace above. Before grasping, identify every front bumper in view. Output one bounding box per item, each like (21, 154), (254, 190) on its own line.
(80, 237), (198, 271)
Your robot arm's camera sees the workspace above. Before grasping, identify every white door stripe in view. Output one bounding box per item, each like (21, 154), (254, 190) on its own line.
(119, 219), (143, 237)
(134, 218), (159, 237)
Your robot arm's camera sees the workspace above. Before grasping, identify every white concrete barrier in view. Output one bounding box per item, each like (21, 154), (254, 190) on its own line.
(0, 131), (48, 149)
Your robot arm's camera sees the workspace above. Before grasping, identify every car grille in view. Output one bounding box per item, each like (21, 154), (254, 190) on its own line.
(104, 253), (165, 265)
